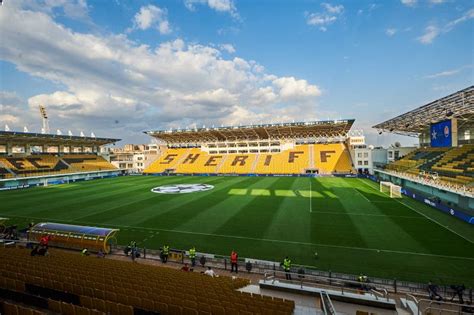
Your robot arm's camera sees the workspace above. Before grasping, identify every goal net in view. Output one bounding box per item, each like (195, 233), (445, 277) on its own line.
(380, 181), (402, 198)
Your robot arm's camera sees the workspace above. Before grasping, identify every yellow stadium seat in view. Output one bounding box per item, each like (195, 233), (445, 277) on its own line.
(145, 143), (353, 175)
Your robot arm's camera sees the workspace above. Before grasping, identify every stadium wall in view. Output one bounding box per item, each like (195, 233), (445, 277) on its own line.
(0, 170), (124, 191)
(375, 172), (474, 224)
(144, 172), (358, 178)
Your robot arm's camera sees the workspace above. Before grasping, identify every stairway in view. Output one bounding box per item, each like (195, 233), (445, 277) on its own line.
(0, 161), (16, 177)
(251, 154), (260, 173)
(215, 154), (228, 173)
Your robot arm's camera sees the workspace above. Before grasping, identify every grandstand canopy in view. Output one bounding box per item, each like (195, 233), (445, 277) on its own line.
(32, 222), (117, 236)
(30, 222), (119, 253)
(373, 86), (474, 136)
(0, 131), (120, 146)
(145, 119), (354, 144)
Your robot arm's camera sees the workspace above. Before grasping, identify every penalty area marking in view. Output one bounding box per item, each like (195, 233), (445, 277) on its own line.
(352, 187), (370, 202)
(357, 178), (474, 245)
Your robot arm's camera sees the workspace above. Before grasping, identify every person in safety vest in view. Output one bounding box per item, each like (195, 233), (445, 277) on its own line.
(189, 246), (196, 267)
(230, 250), (238, 273)
(283, 256), (292, 280)
(357, 274), (369, 291)
(162, 244), (170, 263)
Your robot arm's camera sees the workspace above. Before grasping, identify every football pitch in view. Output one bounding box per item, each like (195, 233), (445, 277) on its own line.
(2, 175), (473, 285)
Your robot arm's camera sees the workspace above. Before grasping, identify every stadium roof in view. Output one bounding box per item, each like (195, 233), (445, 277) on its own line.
(0, 131), (120, 146)
(373, 86), (474, 136)
(145, 119), (354, 144)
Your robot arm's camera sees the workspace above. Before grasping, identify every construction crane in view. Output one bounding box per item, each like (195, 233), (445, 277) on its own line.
(39, 105), (50, 134)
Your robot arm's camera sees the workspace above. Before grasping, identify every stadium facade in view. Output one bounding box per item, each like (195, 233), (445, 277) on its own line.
(143, 119), (355, 176)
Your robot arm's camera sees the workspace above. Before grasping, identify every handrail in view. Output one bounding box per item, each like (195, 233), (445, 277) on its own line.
(371, 289), (389, 301)
(320, 291), (328, 315)
(4, 236), (473, 303)
(405, 293), (419, 304)
(263, 269), (386, 299)
(375, 168), (474, 197)
(320, 290), (337, 315)
(418, 298), (470, 314)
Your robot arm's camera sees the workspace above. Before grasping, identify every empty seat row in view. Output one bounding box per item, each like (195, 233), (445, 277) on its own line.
(0, 248), (295, 315)
(1, 301), (47, 315)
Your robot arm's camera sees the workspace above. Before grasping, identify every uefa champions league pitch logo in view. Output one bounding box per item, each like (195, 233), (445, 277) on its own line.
(151, 184), (214, 194)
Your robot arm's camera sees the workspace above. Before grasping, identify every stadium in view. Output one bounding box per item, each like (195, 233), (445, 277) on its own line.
(1, 1), (474, 313)
(0, 85), (473, 314)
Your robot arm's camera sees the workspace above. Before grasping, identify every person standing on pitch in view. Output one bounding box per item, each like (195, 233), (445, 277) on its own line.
(189, 246), (196, 267)
(230, 250), (238, 273)
(283, 256), (292, 280)
(162, 244), (170, 263)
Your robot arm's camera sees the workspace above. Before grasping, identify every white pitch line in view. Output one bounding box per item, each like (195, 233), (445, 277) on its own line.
(311, 211), (422, 219)
(353, 187), (370, 202)
(9, 214), (473, 261)
(357, 178), (474, 245)
(309, 177), (312, 213)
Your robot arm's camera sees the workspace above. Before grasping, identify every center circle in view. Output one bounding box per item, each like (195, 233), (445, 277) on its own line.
(151, 184), (214, 194)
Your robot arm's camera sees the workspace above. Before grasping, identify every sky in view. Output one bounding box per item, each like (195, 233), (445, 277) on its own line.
(0, 0), (473, 147)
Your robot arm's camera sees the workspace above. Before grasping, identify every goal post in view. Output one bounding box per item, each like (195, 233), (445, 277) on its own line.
(380, 181), (402, 198)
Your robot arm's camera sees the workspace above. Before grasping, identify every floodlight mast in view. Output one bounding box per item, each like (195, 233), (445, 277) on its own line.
(39, 105), (50, 134)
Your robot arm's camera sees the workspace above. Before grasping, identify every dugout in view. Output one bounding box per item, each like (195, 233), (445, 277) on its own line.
(28, 222), (119, 253)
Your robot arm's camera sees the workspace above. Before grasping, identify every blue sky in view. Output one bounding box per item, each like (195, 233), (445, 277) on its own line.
(0, 0), (472, 146)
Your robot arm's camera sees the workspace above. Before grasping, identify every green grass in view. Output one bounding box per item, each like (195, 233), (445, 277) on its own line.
(1, 175), (473, 285)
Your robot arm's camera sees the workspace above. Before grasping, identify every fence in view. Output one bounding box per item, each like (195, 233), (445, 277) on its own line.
(111, 244), (471, 303)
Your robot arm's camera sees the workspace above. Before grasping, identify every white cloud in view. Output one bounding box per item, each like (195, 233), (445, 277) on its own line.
(272, 77), (322, 101)
(424, 65), (472, 79)
(305, 3), (344, 31)
(445, 8), (474, 30)
(417, 25), (440, 44)
(306, 14), (337, 26)
(417, 9), (473, 44)
(184, 0), (239, 19)
(321, 3), (344, 14)
(429, 0), (446, 4)
(0, 91), (31, 126)
(401, 0), (417, 7)
(0, 3), (321, 140)
(385, 28), (397, 36)
(219, 44), (236, 54)
(130, 5), (172, 34)
(28, 91), (82, 109)
(425, 69), (459, 79)
(10, 0), (91, 22)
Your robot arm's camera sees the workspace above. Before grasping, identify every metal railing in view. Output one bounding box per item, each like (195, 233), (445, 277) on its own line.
(320, 290), (337, 315)
(3, 237), (473, 305)
(403, 293), (474, 315)
(262, 269), (391, 302)
(419, 298), (471, 315)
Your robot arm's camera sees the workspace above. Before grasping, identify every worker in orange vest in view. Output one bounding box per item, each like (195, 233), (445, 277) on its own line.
(230, 250), (238, 273)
